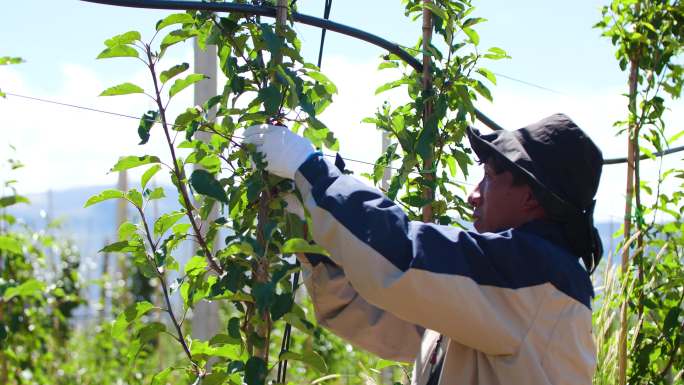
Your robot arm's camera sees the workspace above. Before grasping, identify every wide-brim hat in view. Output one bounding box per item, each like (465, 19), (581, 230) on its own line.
(466, 113), (604, 271)
(466, 113), (602, 218)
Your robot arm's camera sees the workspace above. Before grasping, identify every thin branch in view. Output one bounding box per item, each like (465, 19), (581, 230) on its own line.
(144, 44), (224, 275)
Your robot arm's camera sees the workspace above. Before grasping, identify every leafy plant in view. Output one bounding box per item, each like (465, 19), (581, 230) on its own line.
(364, 0), (508, 224)
(595, 1), (684, 383)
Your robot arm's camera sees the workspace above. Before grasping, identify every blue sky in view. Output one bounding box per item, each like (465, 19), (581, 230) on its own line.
(5, 0), (619, 92)
(2, 0), (682, 222)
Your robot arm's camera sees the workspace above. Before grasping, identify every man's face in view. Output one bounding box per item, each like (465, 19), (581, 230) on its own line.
(467, 161), (534, 233)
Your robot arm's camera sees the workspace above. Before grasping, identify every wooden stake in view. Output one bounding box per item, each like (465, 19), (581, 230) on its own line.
(421, 0), (435, 223)
(253, 0), (289, 363)
(618, 11), (641, 383)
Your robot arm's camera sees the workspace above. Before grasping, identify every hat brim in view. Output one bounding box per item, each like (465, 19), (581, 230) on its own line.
(466, 126), (575, 217)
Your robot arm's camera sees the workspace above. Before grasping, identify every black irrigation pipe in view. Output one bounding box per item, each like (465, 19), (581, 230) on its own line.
(602, 145), (684, 165)
(78, 0), (684, 165)
(80, 0), (505, 131)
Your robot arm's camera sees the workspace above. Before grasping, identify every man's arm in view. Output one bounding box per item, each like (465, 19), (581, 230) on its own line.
(295, 154), (584, 355)
(298, 254), (423, 362)
(243, 124), (591, 355)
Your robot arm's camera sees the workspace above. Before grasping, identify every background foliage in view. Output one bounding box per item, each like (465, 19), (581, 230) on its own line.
(2, 0), (684, 384)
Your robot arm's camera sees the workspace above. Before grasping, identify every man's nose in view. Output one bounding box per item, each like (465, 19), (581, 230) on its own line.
(467, 184), (482, 208)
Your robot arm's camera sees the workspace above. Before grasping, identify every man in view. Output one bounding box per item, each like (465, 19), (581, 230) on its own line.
(244, 113), (603, 384)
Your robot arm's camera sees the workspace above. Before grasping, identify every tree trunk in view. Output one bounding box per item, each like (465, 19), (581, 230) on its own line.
(421, 0), (434, 223)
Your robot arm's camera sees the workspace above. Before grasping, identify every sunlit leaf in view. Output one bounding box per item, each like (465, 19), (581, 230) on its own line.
(160, 62), (190, 84)
(281, 238), (330, 256)
(169, 73), (207, 97)
(100, 82), (144, 96)
(110, 155), (161, 172)
(156, 13), (194, 31)
(84, 189), (125, 207)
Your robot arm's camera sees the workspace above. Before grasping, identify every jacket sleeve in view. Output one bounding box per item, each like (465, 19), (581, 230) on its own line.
(297, 254), (423, 362)
(294, 155), (578, 355)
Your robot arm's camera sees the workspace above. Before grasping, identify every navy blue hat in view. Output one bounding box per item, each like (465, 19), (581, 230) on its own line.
(467, 113), (604, 272)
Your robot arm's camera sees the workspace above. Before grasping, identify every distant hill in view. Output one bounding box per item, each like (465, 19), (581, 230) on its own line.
(8, 184), (624, 321)
(12, 185), (182, 262)
(11, 184), (625, 267)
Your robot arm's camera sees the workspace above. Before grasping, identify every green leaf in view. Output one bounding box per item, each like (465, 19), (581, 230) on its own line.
(3, 279), (45, 301)
(169, 73), (207, 97)
(227, 317), (241, 339)
(245, 357), (267, 385)
(104, 31), (141, 47)
(190, 169), (228, 203)
(99, 240), (141, 253)
(378, 61), (400, 70)
(111, 301), (156, 340)
(184, 256), (207, 277)
(160, 62), (190, 84)
(0, 195), (30, 208)
(124, 301), (155, 322)
(279, 350), (327, 373)
(202, 372), (229, 385)
(84, 189), (125, 207)
(462, 17), (487, 28)
(110, 155), (161, 172)
(0, 56), (23, 65)
(172, 223), (191, 235)
(259, 23), (282, 56)
(0, 236), (21, 254)
(126, 189), (144, 208)
(138, 322), (166, 344)
(160, 29), (198, 51)
(463, 27), (480, 45)
(211, 344), (241, 359)
(147, 186), (165, 200)
(445, 156), (457, 177)
(150, 368), (173, 385)
(141, 164), (162, 189)
(118, 222), (138, 240)
(476, 68), (497, 85)
(252, 282), (275, 313)
(97, 45), (139, 59)
(258, 85), (281, 115)
(100, 82), (144, 96)
(154, 211), (185, 237)
(270, 293), (293, 321)
(281, 238), (330, 256)
(156, 13), (195, 31)
(422, 2), (447, 20)
(375, 78), (408, 95)
(137, 110), (159, 145)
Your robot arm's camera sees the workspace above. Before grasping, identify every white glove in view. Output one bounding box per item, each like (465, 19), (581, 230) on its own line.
(282, 193), (305, 220)
(243, 124), (315, 180)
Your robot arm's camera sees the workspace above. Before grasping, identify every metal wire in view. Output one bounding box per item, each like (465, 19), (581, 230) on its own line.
(5, 91), (682, 169)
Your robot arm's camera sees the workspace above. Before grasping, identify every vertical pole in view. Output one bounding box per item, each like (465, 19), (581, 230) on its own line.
(116, 170), (129, 304)
(192, 38), (220, 344)
(381, 132), (391, 191)
(618, 6), (641, 382)
(421, 0), (435, 223)
(254, 0), (288, 364)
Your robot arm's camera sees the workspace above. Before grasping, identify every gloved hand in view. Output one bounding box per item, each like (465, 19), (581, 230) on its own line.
(243, 124), (315, 180)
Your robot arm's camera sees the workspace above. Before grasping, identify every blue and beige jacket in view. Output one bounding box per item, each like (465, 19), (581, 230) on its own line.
(294, 154), (596, 385)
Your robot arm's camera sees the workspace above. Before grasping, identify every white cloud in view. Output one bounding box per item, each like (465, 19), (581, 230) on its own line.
(2, 51), (682, 224)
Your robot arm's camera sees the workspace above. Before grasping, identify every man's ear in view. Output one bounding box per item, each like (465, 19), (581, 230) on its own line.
(523, 187), (546, 218)
(521, 186), (543, 211)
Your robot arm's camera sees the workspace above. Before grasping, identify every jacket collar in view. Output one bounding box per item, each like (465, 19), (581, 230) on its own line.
(516, 219), (573, 253)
